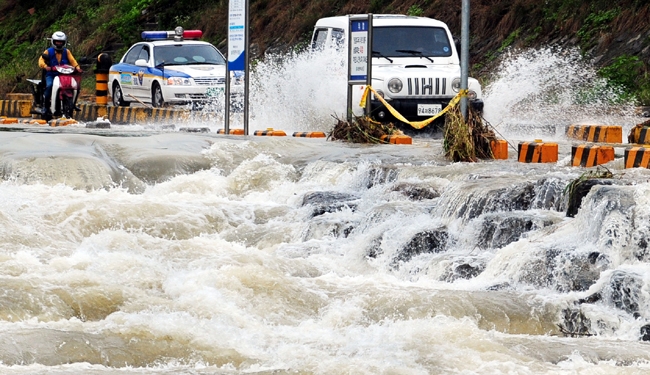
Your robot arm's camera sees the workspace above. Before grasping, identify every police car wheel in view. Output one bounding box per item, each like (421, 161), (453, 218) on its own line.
(112, 83), (130, 107)
(152, 83), (164, 108)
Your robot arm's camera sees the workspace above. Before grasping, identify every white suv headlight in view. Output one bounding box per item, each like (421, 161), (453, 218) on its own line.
(166, 77), (192, 85)
(468, 90), (477, 100)
(387, 78), (402, 93)
(452, 78), (461, 92)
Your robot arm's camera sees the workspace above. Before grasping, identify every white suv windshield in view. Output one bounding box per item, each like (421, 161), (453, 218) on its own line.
(373, 26), (452, 58)
(154, 45), (226, 66)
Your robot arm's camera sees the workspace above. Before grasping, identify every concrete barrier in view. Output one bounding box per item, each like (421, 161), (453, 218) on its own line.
(565, 124), (622, 143)
(571, 144), (615, 167)
(624, 147), (650, 169)
(0, 100), (31, 118)
(5, 93), (32, 101)
(178, 127), (210, 133)
(0, 100), (498, 149)
(217, 129), (245, 135)
(490, 139), (508, 160)
(380, 134), (412, 144)
(0, 117), (18, 124)
(627, 120), (650, 144)
(49, 119), (77, 127)
(18, 118), (47, 125)
(518, 141), (558, 163)
(104, 106), (190, 124)
(254, 129), (287, 136)
(293, 132), (326, 138)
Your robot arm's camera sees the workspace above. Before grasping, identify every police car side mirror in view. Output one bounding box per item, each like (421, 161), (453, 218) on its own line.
(135, 59), (148, 67)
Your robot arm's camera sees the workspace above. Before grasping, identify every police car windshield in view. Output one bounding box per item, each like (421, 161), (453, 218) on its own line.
(373, 26), (452, 58)
(154, 44), (226, 66)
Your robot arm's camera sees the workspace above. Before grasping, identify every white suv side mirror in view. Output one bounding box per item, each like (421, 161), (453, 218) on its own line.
(135, 59), (148, 67)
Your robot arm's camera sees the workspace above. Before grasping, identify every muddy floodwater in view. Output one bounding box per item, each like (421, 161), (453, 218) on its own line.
(1, 47), (650, 374)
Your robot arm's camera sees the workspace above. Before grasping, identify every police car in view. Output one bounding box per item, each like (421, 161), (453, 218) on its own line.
(109, 27), (227, 108)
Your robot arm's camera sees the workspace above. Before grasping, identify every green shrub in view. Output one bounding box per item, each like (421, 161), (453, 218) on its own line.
(636, 73), (650, 106)
(577, 8), (620, 48)
(598, 55), (646, 104)
(498, 29), (520, 53)
(407, 5), (424, 17)
(113, 0), (153, 42)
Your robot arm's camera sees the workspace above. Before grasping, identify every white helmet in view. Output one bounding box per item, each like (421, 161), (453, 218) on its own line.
(51, 31), (67, 51)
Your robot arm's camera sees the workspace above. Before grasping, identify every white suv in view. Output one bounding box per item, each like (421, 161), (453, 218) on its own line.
(312, 15), (484, 126)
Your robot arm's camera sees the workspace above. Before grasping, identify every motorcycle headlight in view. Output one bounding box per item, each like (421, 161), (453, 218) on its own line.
(452, 78), (461, 92)
(167, 77), (192, 85)
(387, 78), (402, 93)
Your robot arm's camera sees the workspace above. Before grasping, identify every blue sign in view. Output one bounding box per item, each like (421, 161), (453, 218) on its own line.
(351, 20), (368, 32)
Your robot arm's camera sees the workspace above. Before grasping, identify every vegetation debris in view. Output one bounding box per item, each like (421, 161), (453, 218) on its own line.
(443, 102), (497, 162)
(328, 115), (400, 143)
(564, 166), (615, 217)
(564, 165), (614, 200)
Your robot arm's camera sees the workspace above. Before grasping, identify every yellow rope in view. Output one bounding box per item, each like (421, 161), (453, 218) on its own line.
(359, 86), (467, 129)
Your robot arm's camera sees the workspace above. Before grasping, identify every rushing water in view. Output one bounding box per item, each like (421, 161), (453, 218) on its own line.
(1, 47), (650, 374)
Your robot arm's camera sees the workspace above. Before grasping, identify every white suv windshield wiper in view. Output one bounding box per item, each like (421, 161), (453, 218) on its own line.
(372, 50), (393, 63)
(395, 50), (434, 63)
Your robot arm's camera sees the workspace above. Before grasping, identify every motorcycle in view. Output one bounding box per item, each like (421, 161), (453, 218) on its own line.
(30, 64), (81, 121)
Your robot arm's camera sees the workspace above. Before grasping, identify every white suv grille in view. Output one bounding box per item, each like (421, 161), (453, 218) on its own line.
(407, 77), (447, 96)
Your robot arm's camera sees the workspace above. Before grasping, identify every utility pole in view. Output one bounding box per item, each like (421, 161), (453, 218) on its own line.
(460, 0), (470, 121)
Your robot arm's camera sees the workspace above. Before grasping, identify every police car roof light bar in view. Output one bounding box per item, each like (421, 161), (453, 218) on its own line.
(141, 29), (203, 41)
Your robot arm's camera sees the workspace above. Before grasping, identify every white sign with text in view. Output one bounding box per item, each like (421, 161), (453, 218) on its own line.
(349, 19), (369, 82)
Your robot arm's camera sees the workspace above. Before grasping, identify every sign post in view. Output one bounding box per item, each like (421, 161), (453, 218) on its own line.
(226, 0), (249, 134)
(347, 14), (372, 122)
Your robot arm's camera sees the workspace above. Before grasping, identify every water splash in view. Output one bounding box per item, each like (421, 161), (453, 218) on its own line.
(483, 47), (639, 137)
(248, 48), (348, 132)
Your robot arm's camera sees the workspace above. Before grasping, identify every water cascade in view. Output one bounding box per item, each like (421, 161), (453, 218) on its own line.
(1, 47), (650, 374)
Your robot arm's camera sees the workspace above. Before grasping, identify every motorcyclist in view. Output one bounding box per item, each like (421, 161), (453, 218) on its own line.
(38, 31), (82, 114)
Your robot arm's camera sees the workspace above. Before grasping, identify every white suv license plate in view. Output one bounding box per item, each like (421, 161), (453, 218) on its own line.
(417, 104), (442, 116)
